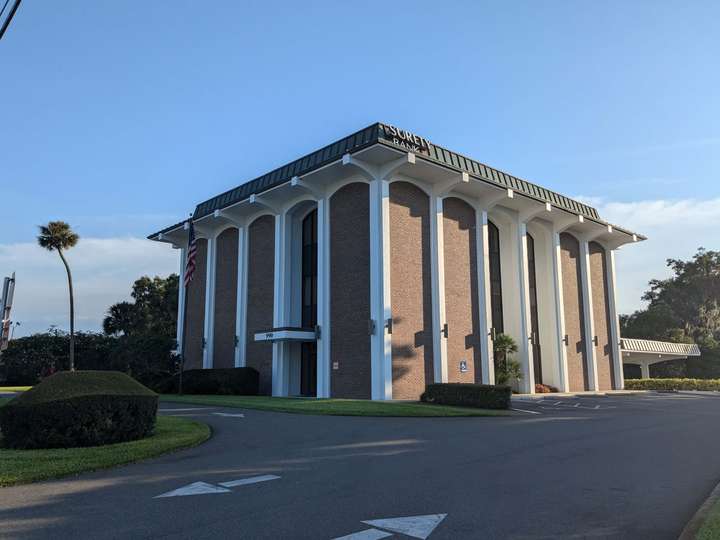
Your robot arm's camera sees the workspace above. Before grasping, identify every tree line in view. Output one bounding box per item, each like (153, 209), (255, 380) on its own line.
(621, 247), (720, 378)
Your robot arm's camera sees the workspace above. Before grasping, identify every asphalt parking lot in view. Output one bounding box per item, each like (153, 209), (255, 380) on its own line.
(3, 392), (720, 539)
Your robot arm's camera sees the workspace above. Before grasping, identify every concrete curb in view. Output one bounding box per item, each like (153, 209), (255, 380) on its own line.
(678, 479), (720, 540)
(511, 390), (647, 402)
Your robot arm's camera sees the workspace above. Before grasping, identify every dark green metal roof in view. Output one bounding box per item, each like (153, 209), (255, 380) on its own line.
(193, 124), (381, 219)
(191, 122), (600, 221)
(376, 124), (600, 220)
(151, 122), (647, 240)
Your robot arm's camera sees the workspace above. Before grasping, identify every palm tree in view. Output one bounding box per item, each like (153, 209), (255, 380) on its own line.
(37, 221), (79, 371)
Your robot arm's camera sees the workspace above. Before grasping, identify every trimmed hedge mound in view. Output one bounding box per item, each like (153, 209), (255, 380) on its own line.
(163, 368), (259, 395)
(421, 383), (511, 409)
(625, 378), (720, 391)
(0, 371), (158, 449)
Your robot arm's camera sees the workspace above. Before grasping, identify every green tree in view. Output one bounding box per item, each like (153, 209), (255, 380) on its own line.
(103, 275), (178, 338)
(37, 221), (79, 371)
(622, 247), (720, 378)
(642, 248), (720, 346)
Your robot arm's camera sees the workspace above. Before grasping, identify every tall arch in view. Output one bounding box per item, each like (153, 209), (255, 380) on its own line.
(183, 238), (207, 370)
(488, 220), (504, 336)
(245, 215), (275, 395)
(560, 232), (588, 391)
(590, 241), (616, 390)
(299, 209), (318, 396)
(330, 182), (371, 398)
(389, 181), (434, 400)
(213, 227), (239, 368)
(442, 197), (481, 383)
(527, 233), (542, 384)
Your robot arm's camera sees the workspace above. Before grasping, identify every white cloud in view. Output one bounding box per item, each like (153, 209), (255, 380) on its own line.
(589, 197), (720, 315)
(0, 238), (179, 337)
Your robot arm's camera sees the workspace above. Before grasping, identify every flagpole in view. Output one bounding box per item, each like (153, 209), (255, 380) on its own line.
(178, 285), (188, 395)
(178, 216), (193, 395)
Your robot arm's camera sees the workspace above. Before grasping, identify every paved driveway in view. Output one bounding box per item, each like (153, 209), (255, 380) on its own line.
(2, 393), (720, 539)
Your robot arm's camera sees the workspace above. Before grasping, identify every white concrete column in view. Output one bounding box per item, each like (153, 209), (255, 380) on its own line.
(640, 361), (650, 379)
(605, 248), (625, 389)
(430, 194), (448, 383)
(316, 196), (331, 398)
(272, 213), (289, 396)
(579, 240), (599, 391)
(550, 230), (570, 392)
(176, 247), (187, 355)
(516, 220), (535, 393)
(369, 178), (392, 400)
(202, 236), (217, 369)
(475, 208), (495, 384)
(234, 226), (247, 368)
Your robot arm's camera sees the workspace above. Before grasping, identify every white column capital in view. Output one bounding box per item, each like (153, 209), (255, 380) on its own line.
(605, 248), (625, 389)
(369, 177), (393, 399)
(202, 236), (218, 369)
(234, 226), (248, 368)
(579, 240), (599, 391)
(316, 197), (331, 398)
(430, 194), (448, 383)
(515, 219), (535, 393)
(475, 206), (495, 384)
(550, 230), (570, 392)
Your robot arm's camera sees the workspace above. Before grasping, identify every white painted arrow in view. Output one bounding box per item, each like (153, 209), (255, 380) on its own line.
(212, 412), (245, 418)
(331, 528), (393, 540)
(219, 474), (280, 487)
(362, 514), (447, 539)
(154, 481), (230, 498)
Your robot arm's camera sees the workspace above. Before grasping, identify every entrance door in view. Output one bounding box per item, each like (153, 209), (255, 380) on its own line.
(300, 209), (318, 397)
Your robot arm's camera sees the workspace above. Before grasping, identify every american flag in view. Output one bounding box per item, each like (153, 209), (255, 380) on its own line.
(184, 220), (198, 288)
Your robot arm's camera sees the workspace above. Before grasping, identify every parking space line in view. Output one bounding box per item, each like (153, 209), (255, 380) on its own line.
(511, 408), (542, 415)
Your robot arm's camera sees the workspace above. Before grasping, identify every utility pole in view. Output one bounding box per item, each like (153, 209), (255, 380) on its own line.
(0, 0), (23, 41)
(0, 273), (16, 381)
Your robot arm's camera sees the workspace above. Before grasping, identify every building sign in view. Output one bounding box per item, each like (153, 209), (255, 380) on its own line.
(383, 125), (431, 156)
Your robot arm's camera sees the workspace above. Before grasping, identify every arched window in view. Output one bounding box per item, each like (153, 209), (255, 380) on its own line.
(527, 233), (542, 383)
(488, 220), (503, 335)
(300, 209), (317, 396)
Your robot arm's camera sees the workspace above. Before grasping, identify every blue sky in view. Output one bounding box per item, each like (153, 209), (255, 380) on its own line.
(1, 1), (719, 335)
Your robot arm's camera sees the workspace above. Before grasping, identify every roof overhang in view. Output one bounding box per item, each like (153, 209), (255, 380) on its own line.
(149, 123), (646, 248)
(620, 338), (701, 366)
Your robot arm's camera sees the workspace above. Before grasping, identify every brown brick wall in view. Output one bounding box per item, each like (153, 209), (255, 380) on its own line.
(245, 215), (275, 395)
(560, 233), (588, 391)
(590, 241), (616, 390)
(389, 181), (434, 400)
(330, 183), (371, 398)
(442, 197), (482, 384)
(213, 227), (239, 369)
(183, 238), (207, 370)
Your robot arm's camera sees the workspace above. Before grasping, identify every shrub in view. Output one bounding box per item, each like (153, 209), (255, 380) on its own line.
(535, 383), (558, 393)
(493, 334), (522, 387)
(624, 378), (720, 391)
(161, 368), (259, 395)
(421, 383), (511, 409)
(0, 371), (158, 449)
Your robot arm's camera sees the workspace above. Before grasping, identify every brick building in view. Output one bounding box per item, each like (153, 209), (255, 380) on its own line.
(149, 123), (644, 399)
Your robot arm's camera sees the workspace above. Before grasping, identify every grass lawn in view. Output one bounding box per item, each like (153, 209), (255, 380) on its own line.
(0, 414), (210, 487)
(161, 394), (508, 417)
(697, 496), (720, 539)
